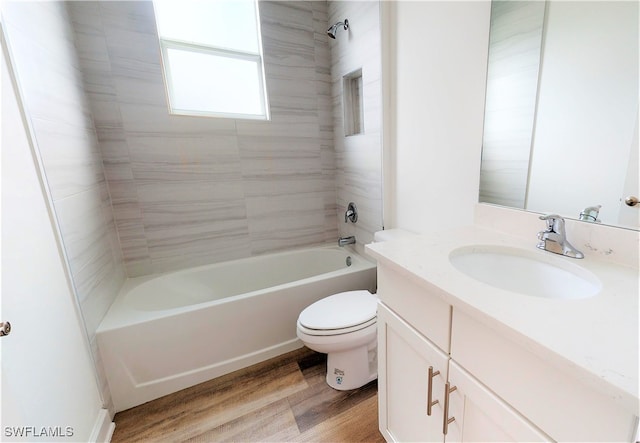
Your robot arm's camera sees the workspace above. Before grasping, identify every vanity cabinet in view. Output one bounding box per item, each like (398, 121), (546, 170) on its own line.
(378, 264), (552, 442)
(378, 304), (550, 442)
(377, 263), (638, 442)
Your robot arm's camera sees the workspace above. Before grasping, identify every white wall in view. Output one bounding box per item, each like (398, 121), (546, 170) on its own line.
(1, 31), (109, 441)
(1, 1), (125, 413)
(383, 1), (491, 233)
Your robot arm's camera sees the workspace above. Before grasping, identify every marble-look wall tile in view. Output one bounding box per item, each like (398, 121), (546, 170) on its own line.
(3, 1), (126, 413)
(312, 2), (339, 244)
(479, 1), (546, 208)
(69, 0), (338, 276)
(54, 187), (114, 284)
(327, 1), (383, 252)
(246, 194), (327, 254)
(29, 118), (105, 200)
(128, 135), (242, 180)
(69, 1), (151, 279)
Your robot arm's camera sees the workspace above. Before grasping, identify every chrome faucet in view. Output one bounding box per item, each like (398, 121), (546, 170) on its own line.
(579, 205), (601, 223)
(345, 202), (358, 223)
(536, 214), (584, 259)
(338, 236), (356, 247)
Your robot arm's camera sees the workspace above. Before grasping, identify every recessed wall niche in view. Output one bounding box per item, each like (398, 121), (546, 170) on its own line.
(343, 69), (364, 136)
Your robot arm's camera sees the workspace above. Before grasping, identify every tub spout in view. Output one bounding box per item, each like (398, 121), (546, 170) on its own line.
(338, 236), (356, 247)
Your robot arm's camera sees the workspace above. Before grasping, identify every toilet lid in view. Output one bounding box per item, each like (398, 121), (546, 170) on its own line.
(298, 290), (377, 330)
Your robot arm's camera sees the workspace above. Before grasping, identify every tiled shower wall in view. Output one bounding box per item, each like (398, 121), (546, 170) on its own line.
(328, 1), (383, 252)
(2, 1), (125, 411)
(68, 1), (339, 277)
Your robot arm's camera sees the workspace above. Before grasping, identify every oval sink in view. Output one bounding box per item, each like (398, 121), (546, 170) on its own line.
(449, 245), (601, 299)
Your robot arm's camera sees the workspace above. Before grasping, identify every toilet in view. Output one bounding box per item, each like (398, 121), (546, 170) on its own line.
(297, 290), (378, 390)
(296, 229), (414, 390)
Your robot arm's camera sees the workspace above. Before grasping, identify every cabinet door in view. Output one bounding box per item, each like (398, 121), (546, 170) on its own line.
(444, 361), (552, 442)
(378, 304), (449, 443)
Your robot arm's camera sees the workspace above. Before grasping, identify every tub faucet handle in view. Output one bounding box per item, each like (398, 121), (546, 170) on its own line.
(345, 202), (358, 223)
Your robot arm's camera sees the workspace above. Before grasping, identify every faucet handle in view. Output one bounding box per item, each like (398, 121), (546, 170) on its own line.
(539, 214), (563, 221)
(539, 214), (564, 232)
(345, 202), (358, 223)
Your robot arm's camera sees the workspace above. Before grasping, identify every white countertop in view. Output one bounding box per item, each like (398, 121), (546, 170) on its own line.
(365, 225), (639, 413)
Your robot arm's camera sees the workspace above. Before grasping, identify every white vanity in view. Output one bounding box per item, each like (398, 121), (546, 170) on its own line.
(366, 225), (639, 442)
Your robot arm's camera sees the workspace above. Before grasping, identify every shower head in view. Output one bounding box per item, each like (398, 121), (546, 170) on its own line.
(327, 19), (349, 39)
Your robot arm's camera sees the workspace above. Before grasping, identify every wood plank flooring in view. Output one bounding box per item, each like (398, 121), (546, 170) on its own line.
(111, 347), (385, 442)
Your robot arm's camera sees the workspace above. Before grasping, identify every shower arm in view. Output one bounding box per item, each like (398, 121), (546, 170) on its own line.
(327, 19), (349, 39)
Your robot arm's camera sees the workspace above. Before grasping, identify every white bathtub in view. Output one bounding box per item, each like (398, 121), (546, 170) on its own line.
(97, 246), (376, 412)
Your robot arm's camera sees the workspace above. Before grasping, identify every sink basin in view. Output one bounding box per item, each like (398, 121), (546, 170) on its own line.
(449, 245), (602, 299)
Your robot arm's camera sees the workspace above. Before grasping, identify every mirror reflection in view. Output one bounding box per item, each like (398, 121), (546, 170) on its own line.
(479, 1), (639, 230)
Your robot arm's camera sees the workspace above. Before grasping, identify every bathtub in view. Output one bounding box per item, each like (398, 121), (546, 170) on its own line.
(96, 246), (376, 412)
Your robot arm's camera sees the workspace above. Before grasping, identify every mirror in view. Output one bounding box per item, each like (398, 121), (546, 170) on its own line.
(479, 1), (639, 230)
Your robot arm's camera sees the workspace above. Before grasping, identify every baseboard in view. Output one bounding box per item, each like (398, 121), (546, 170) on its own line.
(89, 409), (115, 443)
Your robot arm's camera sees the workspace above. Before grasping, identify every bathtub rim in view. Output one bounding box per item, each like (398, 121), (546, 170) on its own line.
(97, 244), (375, 333)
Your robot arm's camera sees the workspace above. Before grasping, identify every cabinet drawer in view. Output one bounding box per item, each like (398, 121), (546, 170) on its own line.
(451, 309), (637, 442)
(377, 264), (451, 352)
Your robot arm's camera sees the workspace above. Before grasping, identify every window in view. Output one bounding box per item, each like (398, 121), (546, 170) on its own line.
(153, 0), (270, 120)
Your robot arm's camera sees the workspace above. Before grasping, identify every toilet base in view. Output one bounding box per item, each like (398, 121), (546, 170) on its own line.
(325, 340), (377, 390)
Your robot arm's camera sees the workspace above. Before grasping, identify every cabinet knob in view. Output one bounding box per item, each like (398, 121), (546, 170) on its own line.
(427, 366), (440, 416)
(443, 382), (457, 435)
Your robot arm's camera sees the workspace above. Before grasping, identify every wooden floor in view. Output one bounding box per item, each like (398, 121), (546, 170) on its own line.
(111, 347), (385, 442)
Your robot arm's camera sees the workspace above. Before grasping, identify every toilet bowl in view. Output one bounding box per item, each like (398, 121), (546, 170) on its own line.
(296, 290), (378, 390)
(296, 229), (416, 390)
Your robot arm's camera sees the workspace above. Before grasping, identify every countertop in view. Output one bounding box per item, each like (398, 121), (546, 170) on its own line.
(365, 225), (639, 413)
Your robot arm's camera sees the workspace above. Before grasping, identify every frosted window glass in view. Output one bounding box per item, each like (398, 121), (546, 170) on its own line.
(166, 48), (263, 116)
(154, 0), (259, 53)
(153, 0), (269, 119)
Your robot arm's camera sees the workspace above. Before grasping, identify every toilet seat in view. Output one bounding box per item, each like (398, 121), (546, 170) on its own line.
(297, 317), (377, 336)
(298, 290), (377, 336)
